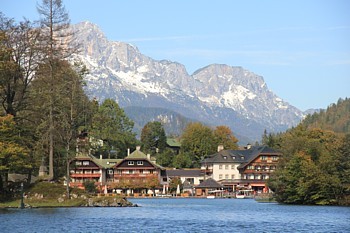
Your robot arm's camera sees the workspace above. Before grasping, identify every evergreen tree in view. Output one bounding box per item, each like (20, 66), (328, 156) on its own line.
(36, 0), (76, 180)
(90, 99), (137, 158)
(141, 121), (167, 154)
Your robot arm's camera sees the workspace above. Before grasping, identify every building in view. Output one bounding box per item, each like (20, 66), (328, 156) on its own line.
(69, 146), (166, 195)
(166, 169), (204, 195)
(112, 146), (166, 195)
(201, 145), (281, 194)
(69, 152), (120, 192)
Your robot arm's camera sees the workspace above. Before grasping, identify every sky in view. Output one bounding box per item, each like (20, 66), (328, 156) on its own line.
(2, 0), (349, 111)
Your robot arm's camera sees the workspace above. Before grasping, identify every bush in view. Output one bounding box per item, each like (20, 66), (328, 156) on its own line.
(83, 180), (96, 194)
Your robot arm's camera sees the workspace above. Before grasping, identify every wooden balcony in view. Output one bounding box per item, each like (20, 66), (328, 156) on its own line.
(70, 173), (101, 178)
(113, 174), (156, 178)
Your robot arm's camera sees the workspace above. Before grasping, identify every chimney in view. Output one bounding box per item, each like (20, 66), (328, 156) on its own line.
(246, 143), (252, 150)
(127, 148), (130, 156)
(136, 145), (141, 151)
(218, 145), (224, 152)
(100, 154), (102, 160)
(147, 154), (151, 160)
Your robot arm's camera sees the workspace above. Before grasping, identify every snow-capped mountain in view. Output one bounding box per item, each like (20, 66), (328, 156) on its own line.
(73, 21), (304, 141)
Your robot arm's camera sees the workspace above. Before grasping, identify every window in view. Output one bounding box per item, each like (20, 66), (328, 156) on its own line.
(231, 174), (235, 180)
(128, 161), (134, 165)
(231, 165), (235, 169)
(219, 165), (223, 169)
(75, 161), (82, 166)
(270, 166), (276, 170)
(232, 156), (236, 160)
(261, 155), (267, 161)
(225, 165), (229, 170)
(255, 165), (261, 170)
(223, 156), (227, 160)
(83, 161), (89, 166)
(248, 165), (254, 169)
(241, 156), (244, 160)
(137, 161), (143, 165)
(219, 174), (223, 179)
(272, 156), (278, 161)
(225, 174), (229, 179)
(108, 169), (113, 174)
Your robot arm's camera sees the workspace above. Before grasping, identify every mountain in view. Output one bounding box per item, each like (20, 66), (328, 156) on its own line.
(72, 21), (304, 142)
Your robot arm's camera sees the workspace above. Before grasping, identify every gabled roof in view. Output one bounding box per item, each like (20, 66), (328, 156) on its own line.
(166, 138), (181, 147)
(202, 149), (255, 164)
(202, 146), (280, 166)
(237, 146), (281, 169)
(196, 178), (223, 189)
(94, 158), (122, 169)
(127, 149), (148, 159)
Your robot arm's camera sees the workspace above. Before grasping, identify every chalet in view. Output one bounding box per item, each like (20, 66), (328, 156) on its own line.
(69, 152), (120, 192)
(69, 146), (167, 195)
(201, 145), (281, 194)
(112, 146), (166, 195)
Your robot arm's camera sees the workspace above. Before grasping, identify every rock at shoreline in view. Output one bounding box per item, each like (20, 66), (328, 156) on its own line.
(84, 197), (138, 207)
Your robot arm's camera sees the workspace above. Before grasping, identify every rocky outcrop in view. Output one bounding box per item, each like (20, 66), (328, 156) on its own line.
(84, 197), (138, 207)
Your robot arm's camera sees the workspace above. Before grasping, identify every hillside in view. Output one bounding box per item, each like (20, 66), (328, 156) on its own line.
(301, 98), (350, 134)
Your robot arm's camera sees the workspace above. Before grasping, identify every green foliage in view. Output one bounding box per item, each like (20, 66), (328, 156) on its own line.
(83, 180), (97, 194)
(268, 125), (349, 205)
(156, 148), (175, 167)
(0, 115), (32, 174)
(173, 152), (192, 169)
(141, 121), (167, 154)
(90, 99), (137, 158)
(302, 98), (350, 134)
(180, 122), (216, 167)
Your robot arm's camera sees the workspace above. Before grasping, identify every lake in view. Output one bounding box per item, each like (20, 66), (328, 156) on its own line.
(1, 198), (349, 232)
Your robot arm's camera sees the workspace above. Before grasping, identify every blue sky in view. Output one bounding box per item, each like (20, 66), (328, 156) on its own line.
(2, 0), (349, 111)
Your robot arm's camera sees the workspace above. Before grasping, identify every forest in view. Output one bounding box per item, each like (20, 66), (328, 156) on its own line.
(264, 98), (350, 205)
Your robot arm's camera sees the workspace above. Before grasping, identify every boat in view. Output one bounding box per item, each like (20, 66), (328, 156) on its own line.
(235, 189), (254, 199)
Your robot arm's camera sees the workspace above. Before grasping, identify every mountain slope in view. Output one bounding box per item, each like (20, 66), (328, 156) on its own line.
(73, 21), (304, 141)
(301, 98), (350, 134)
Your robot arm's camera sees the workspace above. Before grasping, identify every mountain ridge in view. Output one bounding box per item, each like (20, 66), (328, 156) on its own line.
(72, 21), (304, 141)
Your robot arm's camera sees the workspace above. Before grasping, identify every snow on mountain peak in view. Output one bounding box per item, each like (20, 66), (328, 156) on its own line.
(73, 22), (304, 141)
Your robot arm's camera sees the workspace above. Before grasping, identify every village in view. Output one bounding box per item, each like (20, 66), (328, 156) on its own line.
(62, 135), (281, 199)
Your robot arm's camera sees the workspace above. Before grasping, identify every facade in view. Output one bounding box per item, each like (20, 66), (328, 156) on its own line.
(201, 145), (281, 194)
(166, 169), (204, 195)
(69, 146), (166, 194)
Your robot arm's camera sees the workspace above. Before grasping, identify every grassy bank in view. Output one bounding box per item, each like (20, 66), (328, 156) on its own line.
(0, 182), (134, 208)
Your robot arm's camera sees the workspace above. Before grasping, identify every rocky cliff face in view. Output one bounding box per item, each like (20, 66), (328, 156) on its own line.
(72, 21), (304, 141)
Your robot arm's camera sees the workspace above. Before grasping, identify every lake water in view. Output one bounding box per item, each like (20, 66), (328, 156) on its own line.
(1, 198), (349, 232)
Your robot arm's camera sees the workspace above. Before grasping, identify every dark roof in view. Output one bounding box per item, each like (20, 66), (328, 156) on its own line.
(202, 146), (280, 165)
(196, 178), (223, 189)
(237, 146), (281, 169)
(166, 169), (203, 177)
